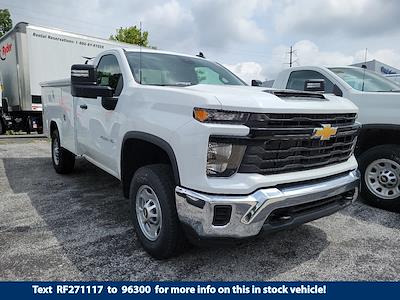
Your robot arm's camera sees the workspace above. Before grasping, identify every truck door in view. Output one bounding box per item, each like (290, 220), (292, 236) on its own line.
(75, 54), (123, 176)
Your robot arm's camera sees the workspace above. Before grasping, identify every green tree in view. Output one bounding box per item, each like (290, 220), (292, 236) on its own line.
(0, 9), (12, 37)
(110, 26), (149, 47)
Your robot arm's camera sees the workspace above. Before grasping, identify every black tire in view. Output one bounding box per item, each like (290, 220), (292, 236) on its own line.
(26, 116), (32, 134)
(0, 119), (4, 135)
(359, 144), (400, 210)
(51, 129), (75, 174)
(130, 164), (188, 259)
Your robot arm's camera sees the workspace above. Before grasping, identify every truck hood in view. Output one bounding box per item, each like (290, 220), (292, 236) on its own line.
(182, 84), (358, 114)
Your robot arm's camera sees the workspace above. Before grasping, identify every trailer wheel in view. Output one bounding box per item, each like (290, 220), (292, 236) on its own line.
(26, 116), (32, 134)
(0, 119), (5, 135)
(51, 129), (75, 174)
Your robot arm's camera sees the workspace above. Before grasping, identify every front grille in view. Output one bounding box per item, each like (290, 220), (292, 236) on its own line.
(245, 112), (357, 128)
(237, 113), (359, 175)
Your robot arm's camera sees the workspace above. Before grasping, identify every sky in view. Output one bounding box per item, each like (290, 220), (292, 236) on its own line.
(2, 0), (400, 83)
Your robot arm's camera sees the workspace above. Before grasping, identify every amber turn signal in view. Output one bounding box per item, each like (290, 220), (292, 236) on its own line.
(193, 108), (209, 122)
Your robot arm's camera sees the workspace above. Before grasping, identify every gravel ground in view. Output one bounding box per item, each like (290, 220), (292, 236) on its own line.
(0, 138), (399, 281)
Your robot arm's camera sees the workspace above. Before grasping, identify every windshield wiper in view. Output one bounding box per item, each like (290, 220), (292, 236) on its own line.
(375, 89), (400, 92)
(174, 82), (194, 86)
(145, 82), (195, 87)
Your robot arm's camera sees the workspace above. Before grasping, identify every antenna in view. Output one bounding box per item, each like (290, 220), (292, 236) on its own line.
(82, 56), (94, 64)
(361, 48), (367, 91)
(139, 21), (142, 84)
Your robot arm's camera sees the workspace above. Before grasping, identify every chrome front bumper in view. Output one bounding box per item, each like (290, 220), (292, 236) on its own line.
(175, 170), (360, 239)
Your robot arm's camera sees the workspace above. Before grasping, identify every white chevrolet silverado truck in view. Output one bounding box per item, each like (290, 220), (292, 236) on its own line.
(42, 48), (360, 258)
(273, 66), (400, 209)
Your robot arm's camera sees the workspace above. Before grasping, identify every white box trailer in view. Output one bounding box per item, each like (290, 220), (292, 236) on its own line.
(0, 22), (133, 134)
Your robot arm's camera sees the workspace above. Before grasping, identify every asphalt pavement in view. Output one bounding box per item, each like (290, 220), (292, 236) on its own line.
(0, 138), (399, 281)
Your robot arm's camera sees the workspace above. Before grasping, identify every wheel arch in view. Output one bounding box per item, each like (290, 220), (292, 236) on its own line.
(356, 124), (400, 156)
(120, 131), (180, 198)
(49, 120), (59, 134)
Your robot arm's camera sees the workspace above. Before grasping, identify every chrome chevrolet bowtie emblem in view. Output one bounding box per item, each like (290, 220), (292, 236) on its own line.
(312, 124), (338, 141)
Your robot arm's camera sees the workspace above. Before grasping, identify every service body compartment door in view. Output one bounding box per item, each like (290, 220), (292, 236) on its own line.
(59, 85), (76, 152)
(42, 83), (76, 153)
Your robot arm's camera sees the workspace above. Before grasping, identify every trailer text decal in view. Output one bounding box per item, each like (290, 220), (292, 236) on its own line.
(32, 32), (105, 49)
(0, 43), (12, 60)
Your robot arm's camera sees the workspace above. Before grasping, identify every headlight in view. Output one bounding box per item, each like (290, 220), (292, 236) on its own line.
(207, 141), (246, 177)
(194, 108), (250, 124)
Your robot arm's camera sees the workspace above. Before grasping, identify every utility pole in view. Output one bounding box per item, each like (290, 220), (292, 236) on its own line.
(364, 48), (368, 64)
(286, 46), (297, 68)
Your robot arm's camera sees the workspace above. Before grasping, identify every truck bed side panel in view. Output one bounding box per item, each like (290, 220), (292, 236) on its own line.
(42, 83), (76, 153)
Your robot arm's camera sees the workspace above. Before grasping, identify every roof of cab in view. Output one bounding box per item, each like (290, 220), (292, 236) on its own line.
(286, 65), (364, 71)
(123, 47), (207, 60)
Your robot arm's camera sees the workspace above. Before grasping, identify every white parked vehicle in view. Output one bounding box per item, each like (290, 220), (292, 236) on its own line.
(0, 22), (129, 134)
(42, 48), (360, 258)
(273, 66), (400, 208)
(385, 73), (400, 85)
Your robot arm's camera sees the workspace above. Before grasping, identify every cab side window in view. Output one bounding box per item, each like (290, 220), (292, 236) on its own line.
(286, 70), (334, 93)
(97, 55), (123, 96)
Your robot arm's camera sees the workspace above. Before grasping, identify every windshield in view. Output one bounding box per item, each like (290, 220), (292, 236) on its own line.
(329, 67), (400, 92)
(125, 52), (245, 86)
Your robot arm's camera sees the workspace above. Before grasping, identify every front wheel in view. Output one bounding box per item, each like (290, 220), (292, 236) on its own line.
(130, 164), (187, 259)
(359, 145), (400, 210)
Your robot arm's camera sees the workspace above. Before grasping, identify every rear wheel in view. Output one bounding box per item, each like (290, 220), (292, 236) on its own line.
(51, 129), (75, 174)
(130, 164), (188, 259)
(359, 145), (400, 210)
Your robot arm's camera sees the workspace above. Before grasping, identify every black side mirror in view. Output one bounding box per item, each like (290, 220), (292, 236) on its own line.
(333, 84), (343, 97)
(251, 79), (263, 87)
(72, 85), (114, 99)
(102, 97), (118, 110)
(304, 79), (325, 92)
(71, 64), (96, 85)
(71, 64), (113, 98)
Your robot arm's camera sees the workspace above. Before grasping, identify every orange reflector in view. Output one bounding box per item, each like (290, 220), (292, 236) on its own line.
(194, 109), (209, 122)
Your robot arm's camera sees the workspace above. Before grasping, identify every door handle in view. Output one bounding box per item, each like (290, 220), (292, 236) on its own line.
(80, 104), (88, 110)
